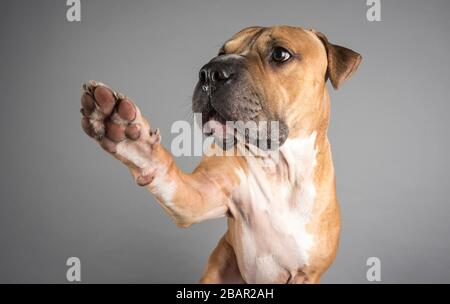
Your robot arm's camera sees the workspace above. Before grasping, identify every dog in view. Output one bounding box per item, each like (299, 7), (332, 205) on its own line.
(80, 25), (361, 283)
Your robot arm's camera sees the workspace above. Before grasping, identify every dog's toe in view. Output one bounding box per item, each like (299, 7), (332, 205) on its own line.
(104, 120), (126, 142)
(81, 116), (96, 138)
(80, 80), (157, 177)
(125, 124), (141, 140)
(117, 99), (136, 121)
(81, 93), (96, 116)
(93, 86), (116, 115)
(100, 137), (117, 153)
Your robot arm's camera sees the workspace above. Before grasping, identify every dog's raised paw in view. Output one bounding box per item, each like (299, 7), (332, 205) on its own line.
(81, 81), (141, 143)
(80, 81), (159, 181)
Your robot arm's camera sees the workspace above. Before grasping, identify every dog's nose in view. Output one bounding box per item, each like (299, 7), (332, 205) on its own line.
(199, 62), (232, 84)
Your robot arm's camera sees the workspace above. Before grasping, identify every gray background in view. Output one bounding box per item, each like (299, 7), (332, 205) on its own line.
(0, 0), (449, 283)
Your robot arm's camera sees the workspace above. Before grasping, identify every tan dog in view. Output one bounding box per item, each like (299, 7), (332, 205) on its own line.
(80, 26), (361, 283)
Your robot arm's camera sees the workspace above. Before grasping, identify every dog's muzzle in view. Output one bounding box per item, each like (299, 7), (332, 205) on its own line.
(198, 55), (241, 97)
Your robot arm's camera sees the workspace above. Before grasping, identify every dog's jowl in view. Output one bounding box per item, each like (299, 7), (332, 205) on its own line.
(80, 26), (361, 283)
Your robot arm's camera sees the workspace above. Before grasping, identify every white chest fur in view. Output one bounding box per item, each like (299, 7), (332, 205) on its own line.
(231, 131), (318, 283)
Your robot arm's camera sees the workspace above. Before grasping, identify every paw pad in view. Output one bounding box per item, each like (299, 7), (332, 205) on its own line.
(80, 81), (142, 146)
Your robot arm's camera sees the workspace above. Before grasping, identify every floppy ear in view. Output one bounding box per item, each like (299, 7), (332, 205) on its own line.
(313, 30), (362, 90)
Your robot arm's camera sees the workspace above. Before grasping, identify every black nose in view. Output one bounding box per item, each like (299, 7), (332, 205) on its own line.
(199, 62), (232, 83)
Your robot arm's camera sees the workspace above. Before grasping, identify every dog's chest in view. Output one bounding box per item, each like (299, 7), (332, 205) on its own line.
(230, 132), (318, 283)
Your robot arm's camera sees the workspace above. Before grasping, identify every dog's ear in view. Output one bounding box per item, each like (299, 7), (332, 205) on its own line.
(312, 30), (362, 90)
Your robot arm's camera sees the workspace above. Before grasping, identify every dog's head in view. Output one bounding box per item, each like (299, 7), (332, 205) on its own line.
(192, 26), (362, 148)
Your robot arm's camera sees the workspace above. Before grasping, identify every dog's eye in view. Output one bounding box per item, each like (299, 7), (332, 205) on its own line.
(271, 47), (291, 63)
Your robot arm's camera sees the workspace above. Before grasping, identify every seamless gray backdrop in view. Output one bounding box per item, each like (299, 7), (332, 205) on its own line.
(0, 0), (449, 283)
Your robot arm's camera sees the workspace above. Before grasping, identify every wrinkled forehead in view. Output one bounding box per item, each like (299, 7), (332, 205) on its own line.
(220, 26), (323, 56)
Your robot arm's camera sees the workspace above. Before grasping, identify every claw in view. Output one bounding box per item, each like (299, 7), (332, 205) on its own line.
(149, 128), (161, 145)
(116, 92), (126, 100)
(83, 80), (99, 94)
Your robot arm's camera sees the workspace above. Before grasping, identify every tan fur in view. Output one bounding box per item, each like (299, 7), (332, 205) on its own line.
(81, 26), (361, 283)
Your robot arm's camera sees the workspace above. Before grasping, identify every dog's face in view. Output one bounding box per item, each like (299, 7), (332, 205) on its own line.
(192, 26), (361, 147)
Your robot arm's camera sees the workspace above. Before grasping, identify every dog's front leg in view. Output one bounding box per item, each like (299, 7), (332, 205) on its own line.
(80, 81), (232, 227)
